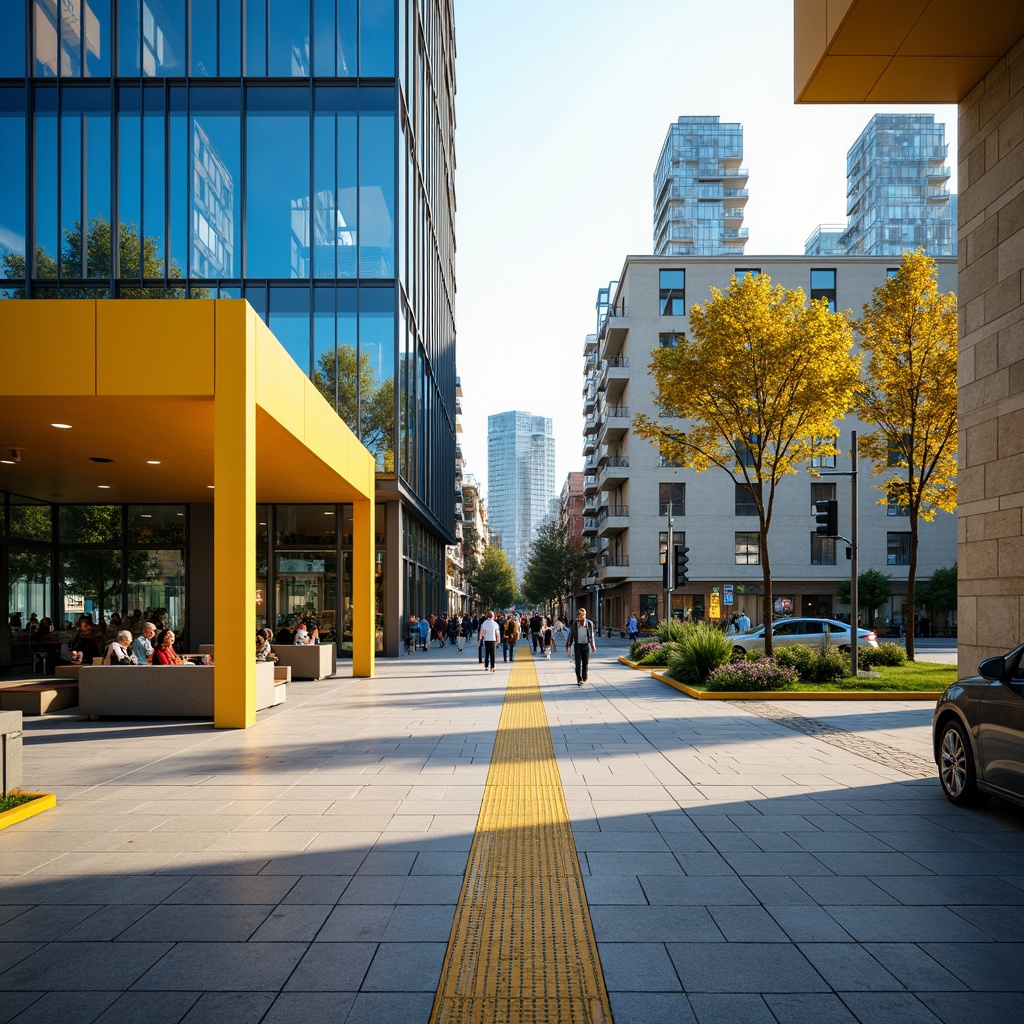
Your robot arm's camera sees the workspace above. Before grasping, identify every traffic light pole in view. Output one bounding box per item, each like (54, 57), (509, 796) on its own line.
(664, 501), (674, 623)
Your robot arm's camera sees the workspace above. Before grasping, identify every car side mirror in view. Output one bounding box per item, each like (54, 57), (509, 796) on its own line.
(979, 655), (1008, 680)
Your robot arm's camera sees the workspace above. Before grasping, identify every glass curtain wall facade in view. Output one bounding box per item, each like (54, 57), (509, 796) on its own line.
(0, 0), (456, 654)
(840, 114), (955, 256)
(487, 411), (557, 582)
(653, 116), (749, 257)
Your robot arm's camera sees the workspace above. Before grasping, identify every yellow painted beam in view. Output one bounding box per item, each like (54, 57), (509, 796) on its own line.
(213, 301), (257, 728)
(351, 498), (376, 677)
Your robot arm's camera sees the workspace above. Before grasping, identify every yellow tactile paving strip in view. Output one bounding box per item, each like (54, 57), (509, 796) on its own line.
(429, 650), (613, 1024)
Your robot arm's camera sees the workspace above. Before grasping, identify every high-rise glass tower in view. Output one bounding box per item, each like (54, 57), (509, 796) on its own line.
(653, 116), (748, 257)
(0, 0), (457, 655)
(827, 114), (954, 257)
(487, 412), (556, 582)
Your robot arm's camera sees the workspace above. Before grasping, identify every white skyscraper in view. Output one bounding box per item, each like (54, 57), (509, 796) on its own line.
(487, 411), (557, 581)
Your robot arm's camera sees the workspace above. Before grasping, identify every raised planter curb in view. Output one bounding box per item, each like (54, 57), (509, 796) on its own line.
(618, 656), (649, 671)
(650, 670), (943, 701)
(0, 793), (56, 830)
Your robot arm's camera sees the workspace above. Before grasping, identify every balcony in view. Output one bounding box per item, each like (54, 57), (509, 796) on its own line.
(582, 515), (598, 537)
(598, 556), (630, 580)
(598, 355), (629, 401)
(599, 406), (630, 444)
(583, 432), (596, 456)
(599, 304), (629, 355)
(583, 474), (598, 496)
(598, 454), (629, 489)
(597, 504), (630, 536)
(584, 454), (599, 475)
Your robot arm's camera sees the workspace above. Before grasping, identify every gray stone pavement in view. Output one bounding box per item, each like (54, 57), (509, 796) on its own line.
(1, 638), (1022, 1024)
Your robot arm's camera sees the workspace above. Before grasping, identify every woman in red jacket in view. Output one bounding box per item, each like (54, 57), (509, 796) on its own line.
(152, 628), (185, 665)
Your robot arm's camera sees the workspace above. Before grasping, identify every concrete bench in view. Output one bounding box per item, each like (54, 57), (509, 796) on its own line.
(78, 662), (280, 719)
(270, 643), (336, 680)
(199, 646), (291, 684)
(0, 682), (79, 716)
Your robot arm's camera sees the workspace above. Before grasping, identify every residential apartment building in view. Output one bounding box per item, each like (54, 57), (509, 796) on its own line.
(582, 256), (958, 634)
(487, 411), (557, 580)
(560, 472), (585, 548)
(446, 378), (469, 613)
(805, 114), (956, 258)
(0, 0), (457, 683)
(653, 116), (749, 257)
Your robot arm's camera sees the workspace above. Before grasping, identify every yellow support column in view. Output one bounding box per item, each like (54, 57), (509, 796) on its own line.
(351, 497), (376, 677)
(213, 301), (257, 727)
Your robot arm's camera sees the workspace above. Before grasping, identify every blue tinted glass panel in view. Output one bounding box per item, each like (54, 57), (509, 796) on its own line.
(337, 288), (358, 432)
(219, 0), (242, 76)
(245, 0), (266, 76)
(246, 87), (310, 279)
(244, 282), (266, 320)
(268, 286), (311, 375)
(313, 86), (357, 279)
(360, 287), (395, 472)
(85, 0), (112, 77)
(142, 0), (186, 76)
(61, 89), (112, 278)
(0, 91), (26, 295)
(358, 88), (394, 278)
(268, 0), (310, 76)
(33, 0), (58, 76)
(60, 107), (84, 276)
(60, 1), (83, 74)
(313, 0), (335, 76)
(142, 87), (166, 273)
(313, 287), (337, 407)
(398, 303), (408, 478)
(190, 87), (240, 278)
(190, 0), (217, 76)
(168, 86), (188, 277)
(0, 4), (25, 76)
(117, 86), (143, 275)
(118, 0), (141, 75)
(359, 0), (395, 76)
(810, 269), (835, 289)
(33, 89), (57, 276)
(338, 0), (357, 75)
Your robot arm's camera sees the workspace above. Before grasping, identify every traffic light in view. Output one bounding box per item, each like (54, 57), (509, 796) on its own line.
(674, 545), (689, 586)
(814, 499), (838, 536)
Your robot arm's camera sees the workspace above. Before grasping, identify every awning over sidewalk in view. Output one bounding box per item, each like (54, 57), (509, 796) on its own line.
(0, 299), (377, 726)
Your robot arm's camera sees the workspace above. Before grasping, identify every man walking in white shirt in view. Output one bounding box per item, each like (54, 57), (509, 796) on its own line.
(478, 611), (501, 673)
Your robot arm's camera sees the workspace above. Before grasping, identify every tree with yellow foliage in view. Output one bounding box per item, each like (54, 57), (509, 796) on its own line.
(855, 249), (957, 661)
(634, 272), (861, 654)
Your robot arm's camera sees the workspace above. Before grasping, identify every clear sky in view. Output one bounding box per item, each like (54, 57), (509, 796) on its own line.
(452, 0), (957, 501)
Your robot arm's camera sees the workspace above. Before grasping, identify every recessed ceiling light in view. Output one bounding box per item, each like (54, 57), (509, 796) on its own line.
(0, 459), (14, 465)
(51, 423), (73, 429)
(207, 485), (215, 489)
(324, 511), (335, 516)
(259, 522), (267, 526)
(146, 460), (161, 465)
(176, 513), (185, 517)
(90, 457), (113, 463)
(98, 484), (111, 489)
(140, 514), (153, 518)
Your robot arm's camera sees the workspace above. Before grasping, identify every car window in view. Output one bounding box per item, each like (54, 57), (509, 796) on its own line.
(773, 621), (801, 636)
(803, 621), (824, 635)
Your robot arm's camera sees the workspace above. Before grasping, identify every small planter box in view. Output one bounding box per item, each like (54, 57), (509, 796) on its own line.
(0, 793), (57, 830)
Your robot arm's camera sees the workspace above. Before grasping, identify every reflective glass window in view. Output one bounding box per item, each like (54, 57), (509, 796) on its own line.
(219, 0), (242, 76)
(190, 87), (240, 278)
(118, 86), (143, 270)
(118, 0), (141, 75)
(85, 0), (112, 76)
(60, 88), (112, 279)
(325, 288), (358, 432)
(142, 86), (166, 273)
(358, 87), (395, 278)
(127, 549), (185, 631)
(246, 86), (310, 279)
(245, 0), (267, 76)
(33, 0), (58, 76)
(8, 546), (51, 640)
(268, 286), (312, 375)
(0, 4), (25, 76)
(10, 498), (52, 543)
(127, 505), (186, 545)
(142, 0), (186, 76)
(276, 506), (337, 545)
(268, 0), (310, 76)
(313, 86), (357, 279)
(360, 0), (395, 76)
(659, 268), (685, 315)
(168, 86), (188, 276)
(117, 85), (166, 279)
(313, 287), (338, 407)
(360, 287), (395, 472)
(59, 505), (120, 545)
(0, 90), (27, 293)
(190, 0), (217, 76)
(313, 0), (356, 76)
(32, 89), (58, 278)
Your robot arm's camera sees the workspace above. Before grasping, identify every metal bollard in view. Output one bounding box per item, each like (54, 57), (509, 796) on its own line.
(0, 710), (24, 795)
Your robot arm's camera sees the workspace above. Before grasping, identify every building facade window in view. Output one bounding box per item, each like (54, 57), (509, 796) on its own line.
(735, 532), (759, 564)
(734, 482), (760, 516)
(734, 435), (758, 468)
(659, 332), (684, 348)
(810, 534), (836, 565)
(658, 482), (685, 516)
(887, 501), (910, 517)
(887, 532), (911, 565)
(659, 268), (685, 315)
(810, 437), (837, 468)
(810, 481), (836, 506)
(735, 268), (760, 279)
(810, 268), (836, 312)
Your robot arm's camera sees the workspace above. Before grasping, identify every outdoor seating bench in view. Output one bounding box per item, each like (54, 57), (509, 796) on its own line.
(0, 682), (79, 716)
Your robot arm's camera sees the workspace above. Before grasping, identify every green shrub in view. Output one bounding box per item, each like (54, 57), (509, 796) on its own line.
(859, 642), (907, 667)
(811, 646), (851, 684)
(636, 642), (674, 667)
(666, 622), (734, 685)
(655, 620), (691, 644)
(773, 644), (816, 678)
(705, 657), (798, 692)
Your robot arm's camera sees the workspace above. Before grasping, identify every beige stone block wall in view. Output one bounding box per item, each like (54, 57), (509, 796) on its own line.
(959, 34), (1024, 671)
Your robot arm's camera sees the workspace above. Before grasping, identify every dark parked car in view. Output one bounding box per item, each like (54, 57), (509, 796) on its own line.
(933, 643), (1024, 807)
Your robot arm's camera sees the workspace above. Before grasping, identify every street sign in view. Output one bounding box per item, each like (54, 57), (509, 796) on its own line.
(723, 585), (734, 606)
(709, 592), (721, 619)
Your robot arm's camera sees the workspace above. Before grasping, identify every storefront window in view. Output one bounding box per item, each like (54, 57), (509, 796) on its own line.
(275, 550), (336, 640)
(60, 549), (122, 628)
(127, 505), (186, 544)
(10, 497), (52, 542)
(276, 505), (337, 545)
(59, 505), (120, 545)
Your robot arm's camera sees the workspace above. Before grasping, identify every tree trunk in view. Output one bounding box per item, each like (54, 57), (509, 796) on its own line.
(905, 516), (919, 661)
(760, 524), (774, 657)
